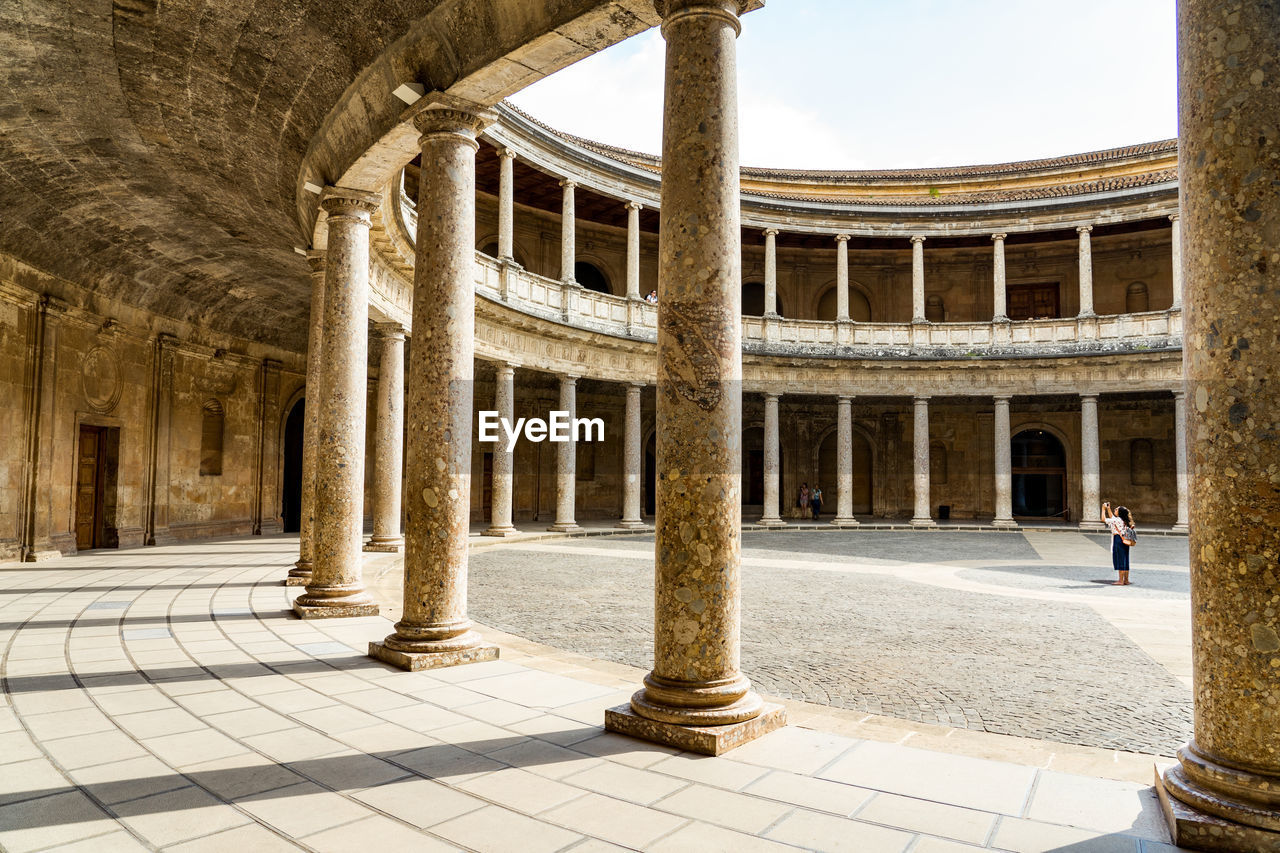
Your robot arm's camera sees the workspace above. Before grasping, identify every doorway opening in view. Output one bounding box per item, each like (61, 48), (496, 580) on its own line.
(644, 432), (657, 517)
(75, 425), (121, 551)
(281, 399), (305, 533)
(1012, 429), (1068, 519)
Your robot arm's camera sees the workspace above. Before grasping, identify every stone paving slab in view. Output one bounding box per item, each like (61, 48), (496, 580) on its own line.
(0, 537), (1186, 851)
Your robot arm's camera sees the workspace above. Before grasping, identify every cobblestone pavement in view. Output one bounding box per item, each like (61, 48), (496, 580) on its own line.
(470, 531), (1192, 756)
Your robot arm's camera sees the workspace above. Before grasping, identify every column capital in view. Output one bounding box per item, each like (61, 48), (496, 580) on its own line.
(372, 321), (407, 341)
(306, 249), (326, 275)
(834, 233), (851, 244)
(656, 0), (749, 32)
(913, 395), (931, 403)
(559, 178), (577, 190)
(407, 93), (496, 139)
(837, 394), (854, 403)
(320, 187), (379, 218)
(763, 392), (781, 402)
(1076, 224), (1093, 235)
(1168, 211), (1180, 223)
(1172, 388), (1185, 400)
(560, 373), (579, 384)
(1079, 393), (1099, 402)
(498, 146), (517, 161)
(763, 227), (779, 238)
(625, 200), (643, 212)
(992, 394), (1012, 403)
(910, 235), (926, 245)
(629, 380), (647, 389)
(991, 232), (1007, 242)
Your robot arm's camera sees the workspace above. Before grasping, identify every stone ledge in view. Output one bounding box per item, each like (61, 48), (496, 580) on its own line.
(368, 641), (499, 672)
(604, 702), (787, 756)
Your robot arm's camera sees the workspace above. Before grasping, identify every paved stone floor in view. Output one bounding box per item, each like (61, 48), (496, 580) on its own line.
(452, 530), (1192, 756)
(1, 536), (1188, 852)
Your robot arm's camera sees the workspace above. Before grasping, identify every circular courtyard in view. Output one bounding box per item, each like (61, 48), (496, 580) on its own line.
(448, 530), (1193, 756)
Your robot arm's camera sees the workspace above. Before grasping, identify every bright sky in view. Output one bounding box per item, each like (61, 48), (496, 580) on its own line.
(510, 0), (1177, 170)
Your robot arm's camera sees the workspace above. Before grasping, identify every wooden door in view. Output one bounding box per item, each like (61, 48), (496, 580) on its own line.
(75, 426), (104, 550)
(1008, 283), (1061, 320)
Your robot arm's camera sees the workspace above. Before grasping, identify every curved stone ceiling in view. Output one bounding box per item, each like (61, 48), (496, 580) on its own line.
(0, 0), (654, 349)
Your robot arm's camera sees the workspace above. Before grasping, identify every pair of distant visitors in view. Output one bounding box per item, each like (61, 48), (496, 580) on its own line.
(644, 290), (658, 304)
(797, 483), (823, 520)
(1102, 501), (1137, 585)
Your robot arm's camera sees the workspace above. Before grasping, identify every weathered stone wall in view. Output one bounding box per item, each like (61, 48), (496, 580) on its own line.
(0, 254), (310, 560)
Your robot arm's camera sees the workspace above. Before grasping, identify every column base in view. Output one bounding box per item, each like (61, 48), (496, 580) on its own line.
(547, 522), (583, 533)
(286, 559), (312, 586)
(1171, 523), (1189, 534)
(23, 550), (64, 563)
(991, 519), (1020, 529)
(758, 517), (788, 528)
(604, 702), (786, 757)
(369, 640), (499, 672)
(284, 575), (311, 587)
(830, 517), (859, 528)
(482, 525), (521, 537)
(615, 520), (648, 530)
(910, 517), (937, 528)
(1078, 520), (1107, 531)
(293, 600), (380, 619)
(1155, 766), (1280, 852)
(363, 537), (404, 553)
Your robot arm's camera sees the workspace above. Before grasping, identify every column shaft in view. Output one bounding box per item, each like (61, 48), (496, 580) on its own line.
(832, 395), (857, 526)
(548, 375), (581, 532)
(911, 236), (926, 322)
(835, 234), (850, 321)
(560, 179), (576, 283)
(1157, 7), (1280, 845)
(763, 228), (779, 316)
(498, 148), (516, 262)
(1077, 226), (1095, 317)
(759, 394), (784, 526)
(366, 323), (405, 552)
(294, 189), (379, 618)
(626, 202), (642, 300)
(484, 364), (518, 536)
(606, 0), (784, 755)
(910, 396), (935, 526)
(992, 233), (1008, 321)
(1078, 394), (1103, 529)
(992, 396), (1016, 527)
(1170, 213), (1183, 311)
(1172, 391), (1189, 532)
(369, 98), (497, 669)
(290, 252), (325, 584)
(618, 383), (645, 528)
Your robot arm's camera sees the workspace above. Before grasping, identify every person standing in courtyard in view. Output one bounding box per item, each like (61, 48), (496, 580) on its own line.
(798, 483), (809, 519)
(810, 484), (823, 520)
(1102, 501), (1136, 585)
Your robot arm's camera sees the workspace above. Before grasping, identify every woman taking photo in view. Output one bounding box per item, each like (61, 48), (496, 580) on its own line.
(1102, 501), (1137, 585)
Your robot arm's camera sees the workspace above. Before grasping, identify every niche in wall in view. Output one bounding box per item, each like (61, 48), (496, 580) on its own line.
(200, 400), (225, 476)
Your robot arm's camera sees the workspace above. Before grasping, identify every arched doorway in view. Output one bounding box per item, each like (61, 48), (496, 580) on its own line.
(1012, 429), (1067, 519)
(815, 429), (872, 517)
(851, 430), (873, 514)
(742, 281), (781, 316)
(742, 426), (764, 508)
(281, 399), (305, 533)
(575, 261), (612, 294)
(815, 285), (872, 321)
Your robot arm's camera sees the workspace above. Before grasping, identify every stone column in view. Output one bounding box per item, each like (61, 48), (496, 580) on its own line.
(1076, 225), (1095, 317)
(618, 382), (645, 529)
(605, 0), (784, 756)
(497, 147), (516, 263)
(992, 233), (1009, 322)
(832, 395), (859, 527)
(759, 393), (785, 527)
(835, 234), (851, 321)
(910, 235), (926, 323)
(1156, 8), (1280, 846)
(483, 363), (520, 537)
(992, 396), (1017, 528)
(291, 252), (327, 583)
(369, 96), (497, 669)
(1172, 390), (1189, 533)
(910, 396), (935, 526)
(1169, 213), (1183, 311)
(145, 333), (176, 549)
(548, 374), (582, 532)
(365, 322), (406, 552)
(1078, 394), (1104, 530)
(294, 188), (379, 618)
(20, 295), (66, 561)
(626, 201), (643, 300)
(560, 179), (577, 284)
(763, 228), (779, 317)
